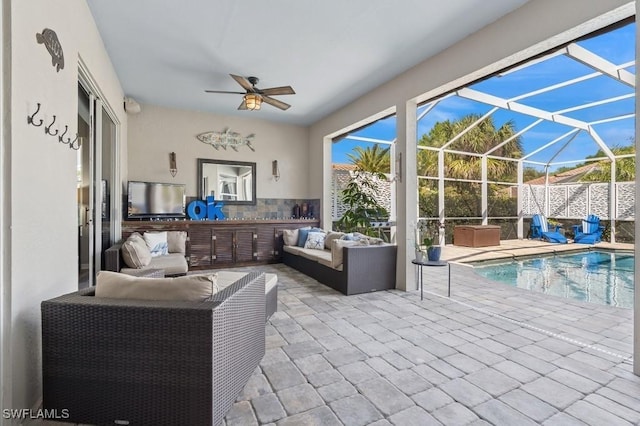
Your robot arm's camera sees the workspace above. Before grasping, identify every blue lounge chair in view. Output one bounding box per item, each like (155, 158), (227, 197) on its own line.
(530, 214), (567, 243)
(573, 214), (604, 244)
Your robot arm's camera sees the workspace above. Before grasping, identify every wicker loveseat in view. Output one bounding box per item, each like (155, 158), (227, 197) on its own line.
(283, 244), (397, 295)
(41, 272), (266, 426)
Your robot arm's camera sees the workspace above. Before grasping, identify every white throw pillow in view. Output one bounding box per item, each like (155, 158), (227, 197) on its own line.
(143, 231), (169, 257)
(304, 232), (326, 250)
(95, 271), (218, 301)
(282, 229), (299, 246)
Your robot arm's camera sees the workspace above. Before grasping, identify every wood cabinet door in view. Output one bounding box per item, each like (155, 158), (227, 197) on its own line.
(188, 228), (213, 268)
(212, 229), (234, 265)
(235, 229), (257, 263)
(256, 226), (276, 261)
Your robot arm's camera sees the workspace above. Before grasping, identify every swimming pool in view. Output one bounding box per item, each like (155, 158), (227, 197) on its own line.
(473, 251), (634, 308)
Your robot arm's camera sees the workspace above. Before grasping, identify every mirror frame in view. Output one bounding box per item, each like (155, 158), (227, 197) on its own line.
(197, 158), (257, 205)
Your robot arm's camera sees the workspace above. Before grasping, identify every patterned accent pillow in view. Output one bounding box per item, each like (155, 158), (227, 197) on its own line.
(121, 233), (152, 268)
(143, 231), (169, 257)
(304, 232), (326, 250)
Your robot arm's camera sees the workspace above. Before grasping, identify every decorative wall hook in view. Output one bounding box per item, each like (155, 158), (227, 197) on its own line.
(45, 115), (58, 136)
(27, 103), (44, 127)
(58, 125), (70, 144)
(69, 134), (80, 150)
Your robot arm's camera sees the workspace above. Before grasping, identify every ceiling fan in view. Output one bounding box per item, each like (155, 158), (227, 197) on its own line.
(205, 74), (295, 111)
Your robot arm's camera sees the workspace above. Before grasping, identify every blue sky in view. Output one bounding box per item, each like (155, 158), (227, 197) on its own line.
(333, 22), (635, 171)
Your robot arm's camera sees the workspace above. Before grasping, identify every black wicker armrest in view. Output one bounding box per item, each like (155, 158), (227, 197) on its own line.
(42, 271), (266, 426)
(104, 242), (123, 272)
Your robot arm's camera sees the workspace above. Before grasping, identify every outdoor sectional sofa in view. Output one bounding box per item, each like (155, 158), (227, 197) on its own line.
(282, 231), (397, 295)
(41, 271), (266, 426)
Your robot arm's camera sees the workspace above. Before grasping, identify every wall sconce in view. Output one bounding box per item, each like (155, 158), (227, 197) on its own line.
(169, 152), (177, 177)
(272, 160), (280, 181)
(244, 93), (262, 110)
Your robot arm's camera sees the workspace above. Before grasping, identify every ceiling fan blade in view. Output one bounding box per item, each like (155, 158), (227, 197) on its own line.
(262, 95), (290, 111)
(230, 74), (254, 92)
(260, 86), (296, 96)
(204, 90), (246, 94)
(237, 100), (248, 110)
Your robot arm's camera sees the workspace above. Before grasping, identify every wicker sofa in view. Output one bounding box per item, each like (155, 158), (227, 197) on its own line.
(41, 271), (266, 426)
(283, 243), (397, 295)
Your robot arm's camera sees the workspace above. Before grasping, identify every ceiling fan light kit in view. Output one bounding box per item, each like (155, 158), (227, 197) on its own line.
(244, 93), (262, 110)
(205, 74), (295, 111)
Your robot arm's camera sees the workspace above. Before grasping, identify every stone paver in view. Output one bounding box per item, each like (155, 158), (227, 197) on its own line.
(389, 405), (440, 426)
(225, 401), (258, 426)
(521, 377), (583, 410)
(251, 393), (286, 424)
(385, 369), (431, 395)
(317, 380), (357, 403)
(338, 361), (380, 384)
(440, 378), (492, 407)
(474, 399), (539, 426)
(275, 406), (341, 426)
(323, 346), (368, 367)
(565, 400), (633, 426)
(465, 368), (520, 397)
(262, 361), (306, 391)
(499, 389), (557, 422)
(277, 383), (323, 415)
(412, 388), (454, 412)
(432, 402), (479, 425)
(356, 377), (414, 416)
(215, 263), (640, 426)
(330, 394), (383, 426)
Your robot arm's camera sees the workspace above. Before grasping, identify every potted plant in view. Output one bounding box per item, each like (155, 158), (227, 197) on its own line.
(418, 220), (442, 262)
(335, 169), (389, 237)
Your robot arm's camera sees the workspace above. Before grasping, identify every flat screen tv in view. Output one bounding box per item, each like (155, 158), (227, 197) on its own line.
(127, 181), (186, 219)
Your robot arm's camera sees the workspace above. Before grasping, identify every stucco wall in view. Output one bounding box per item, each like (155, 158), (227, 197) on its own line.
(9, 0), (125, 412)
(127, 104), (310, 200)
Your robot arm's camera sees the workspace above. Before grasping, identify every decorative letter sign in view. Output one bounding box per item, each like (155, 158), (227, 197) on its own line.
(187, 196), (226, 220)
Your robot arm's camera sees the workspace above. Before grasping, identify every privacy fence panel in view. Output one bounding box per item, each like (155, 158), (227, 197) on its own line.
(523, 182), (634, 220)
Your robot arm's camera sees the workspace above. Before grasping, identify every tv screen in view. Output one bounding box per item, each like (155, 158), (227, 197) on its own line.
(127, 181), (186, 219)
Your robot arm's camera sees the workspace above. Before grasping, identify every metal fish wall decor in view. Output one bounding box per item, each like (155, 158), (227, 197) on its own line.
(196, 128), (255, 152)
(36, 28), (64, 72)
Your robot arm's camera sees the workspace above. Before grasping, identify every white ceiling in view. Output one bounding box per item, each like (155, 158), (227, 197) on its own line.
(87, 0), (529, 126)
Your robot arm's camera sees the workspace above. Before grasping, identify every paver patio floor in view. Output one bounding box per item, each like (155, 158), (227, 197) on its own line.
(224, 262), (638, 425)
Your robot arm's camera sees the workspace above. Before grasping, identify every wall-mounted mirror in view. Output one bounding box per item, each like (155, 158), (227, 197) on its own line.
(197, 158), (256, 205)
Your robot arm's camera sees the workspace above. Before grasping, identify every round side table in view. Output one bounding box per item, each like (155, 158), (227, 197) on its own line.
(411, 259), (450, 300)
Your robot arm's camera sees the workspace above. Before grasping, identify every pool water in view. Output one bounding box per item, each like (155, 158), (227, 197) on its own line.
(473, 251), (634, 308)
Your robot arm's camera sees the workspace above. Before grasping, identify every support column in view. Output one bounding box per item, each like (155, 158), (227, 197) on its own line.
(438, 150), (445, 244)
(481, 155), (488, 225)
(634, 0), (639, 376)
(395, 100), (418, 291)
(517, 161), (524, 239)
(610, 159), (616, 243)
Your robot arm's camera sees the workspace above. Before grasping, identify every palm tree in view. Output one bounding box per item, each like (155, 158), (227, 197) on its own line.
(417, 115), (522, 180)
(347, 145), (391, 173)
(417, 114), (523, 218)
(579, 145), (635, 182)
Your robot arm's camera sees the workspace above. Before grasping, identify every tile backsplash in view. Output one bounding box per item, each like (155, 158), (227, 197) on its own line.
(185, 197), (321, 220)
